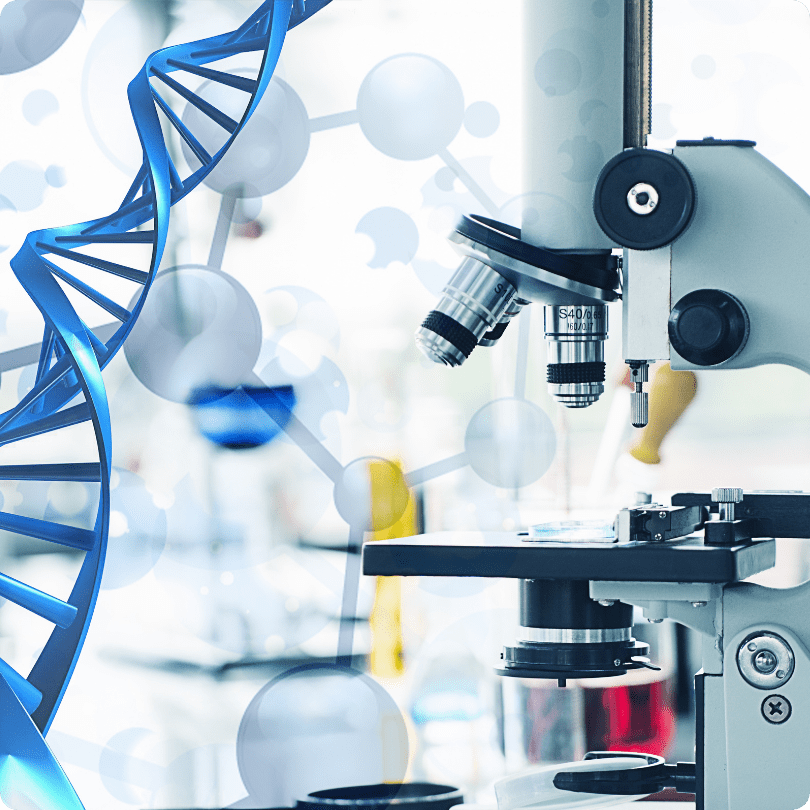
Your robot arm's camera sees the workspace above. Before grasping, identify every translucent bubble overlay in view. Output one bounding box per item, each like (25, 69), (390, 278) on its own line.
(156, 549), (337, 654)
(540, 28), (604, 91)
(0, 0), (83, 75)
(333, 457), (410, 531)
(559, 135), (605, 183)
(259, 355), (348, 441)
(22, 89), (59, 124)
(81, 1), (150, 174)
(263, 286), (341, 352)
(181, 75), (310, 197)
(691, 54), (717, 80)
(101, 468), (167, 589)
(464, 101), (500, 138)
(0, 160), (50, 211)
(45, 165), (66, 187)
(358, 54), (465, 160)
(356, 207), (419, 268)
(535, 48), (582, 97)
(237, 664), (408, 807)
(98, 727), (158, 805)
(465, 398), (557, 488)
(419, 155), (511, 226)
(124, 265), (263, 403)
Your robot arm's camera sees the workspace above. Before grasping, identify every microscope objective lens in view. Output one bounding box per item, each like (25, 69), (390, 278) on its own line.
(544, 304), (608, 408)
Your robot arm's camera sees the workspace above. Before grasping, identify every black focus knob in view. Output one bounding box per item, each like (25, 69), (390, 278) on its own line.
(593, 149), (696, 250)
(668, 289), (749, 366)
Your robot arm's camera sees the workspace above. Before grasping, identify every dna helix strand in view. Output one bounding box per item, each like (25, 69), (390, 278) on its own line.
(0, 1), (331, 806)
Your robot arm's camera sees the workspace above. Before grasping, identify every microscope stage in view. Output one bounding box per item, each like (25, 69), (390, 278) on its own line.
(362, 531), (775, 583)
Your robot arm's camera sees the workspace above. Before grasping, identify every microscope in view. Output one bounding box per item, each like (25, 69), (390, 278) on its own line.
(363, 2), (810, 808)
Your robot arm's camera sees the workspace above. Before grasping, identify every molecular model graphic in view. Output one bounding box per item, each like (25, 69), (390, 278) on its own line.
(2, 1), (808, 808)
(0, 1), (332, 807)
(18, 5), (551, 804)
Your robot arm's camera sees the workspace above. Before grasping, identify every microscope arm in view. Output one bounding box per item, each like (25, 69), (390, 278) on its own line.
(623, 142), (810, 377)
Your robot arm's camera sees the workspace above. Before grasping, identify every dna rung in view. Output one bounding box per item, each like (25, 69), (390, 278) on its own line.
(0, 1), (331, 807)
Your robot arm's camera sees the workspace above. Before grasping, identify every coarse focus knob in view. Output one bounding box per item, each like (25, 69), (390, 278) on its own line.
(593, 149), (696, 250)
(668, 289), (749, 366)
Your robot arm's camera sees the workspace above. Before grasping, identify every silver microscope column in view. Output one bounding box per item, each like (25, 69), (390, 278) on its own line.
(523, 0), (624, 407)
(522, 0), (625, 251)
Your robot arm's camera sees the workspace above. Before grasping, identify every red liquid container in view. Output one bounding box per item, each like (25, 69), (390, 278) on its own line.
(583, 676), (677, 756)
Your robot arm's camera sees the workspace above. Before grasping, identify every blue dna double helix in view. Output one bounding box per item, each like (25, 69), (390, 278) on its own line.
(0, 1), (331, 806)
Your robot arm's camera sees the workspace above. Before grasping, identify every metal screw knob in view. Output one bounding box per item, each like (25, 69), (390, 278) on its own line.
(737, 632), (795, 690)
(711, 488), (743, 504)
(631, 390), (648, 429)
(754, 650), (777, 674)
(628, 361), (649, 428)
(712, 488), (743, 521)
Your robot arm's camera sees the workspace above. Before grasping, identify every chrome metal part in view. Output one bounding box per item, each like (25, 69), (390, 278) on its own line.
(627, 182), (659, 215)
(754, 650), (777, 674)
(629, 360), (650, 428)
(737, 632), (795, 690)
(479, 297), (530, 347)
(518, 626), (632, 644)
(416, 257), (516, 366)
(449, 229), (619, 305)
(623, 247), (671, 362)
(712, 488), (744, 521)
(545, 304), (608, 408)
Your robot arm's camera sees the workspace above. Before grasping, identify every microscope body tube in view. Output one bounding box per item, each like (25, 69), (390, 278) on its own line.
(522, 0), (625, 252)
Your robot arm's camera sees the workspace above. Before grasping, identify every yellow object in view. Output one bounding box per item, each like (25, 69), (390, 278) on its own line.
(629, 363), (698, 465)
(367, 459), (417, 678)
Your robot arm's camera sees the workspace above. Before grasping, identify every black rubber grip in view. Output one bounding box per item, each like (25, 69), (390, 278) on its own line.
(421, 311), (478, 358)
(547, 362), (606, 384)
(480, 319), (510, 343)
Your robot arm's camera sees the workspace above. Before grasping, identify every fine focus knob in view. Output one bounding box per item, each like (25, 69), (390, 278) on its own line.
(668, 289), (749, 366)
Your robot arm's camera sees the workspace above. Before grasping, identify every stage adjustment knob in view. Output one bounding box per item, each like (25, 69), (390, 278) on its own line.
(668, 289), (749, 366)
(711, 487), (743, 521)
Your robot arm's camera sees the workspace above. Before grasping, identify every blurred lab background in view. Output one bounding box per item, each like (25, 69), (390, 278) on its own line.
(1, 0), (810, 807)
